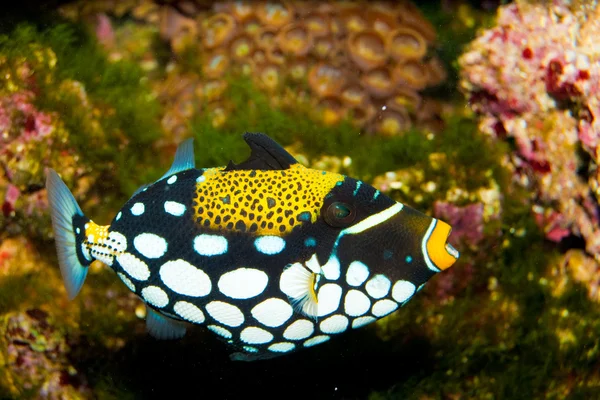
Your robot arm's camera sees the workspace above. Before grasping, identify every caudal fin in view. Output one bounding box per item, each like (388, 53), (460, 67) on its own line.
(46, 169), (92, 300)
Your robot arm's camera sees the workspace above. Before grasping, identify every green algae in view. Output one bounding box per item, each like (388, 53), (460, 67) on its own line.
(190, 75), (506, 196)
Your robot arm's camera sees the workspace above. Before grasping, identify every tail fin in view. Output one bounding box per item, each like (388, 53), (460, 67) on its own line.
(46, 169), (92, 300)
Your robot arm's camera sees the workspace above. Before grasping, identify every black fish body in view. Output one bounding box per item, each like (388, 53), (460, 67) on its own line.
(46, 133), (459, 361)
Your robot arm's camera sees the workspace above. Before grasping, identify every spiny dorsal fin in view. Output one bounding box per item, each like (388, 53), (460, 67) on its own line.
(224, 133), (297, 172)
(159, 138), (196, 180)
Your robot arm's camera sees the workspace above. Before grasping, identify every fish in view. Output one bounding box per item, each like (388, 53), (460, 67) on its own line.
(46, 133), (459, 361)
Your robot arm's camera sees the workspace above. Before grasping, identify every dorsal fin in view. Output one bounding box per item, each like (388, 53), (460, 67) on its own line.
(159, 138), (196, 180)
(224, 133), (297, 171)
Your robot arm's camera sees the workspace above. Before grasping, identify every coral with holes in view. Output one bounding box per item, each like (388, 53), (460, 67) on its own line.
(61, 0), (447, 138)
(459, 0), (600, 303)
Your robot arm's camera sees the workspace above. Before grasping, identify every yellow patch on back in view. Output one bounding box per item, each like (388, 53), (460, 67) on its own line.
(193, 164), (344, 235)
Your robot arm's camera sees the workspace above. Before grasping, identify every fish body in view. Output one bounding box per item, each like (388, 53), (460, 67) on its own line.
(46, 133), (459, 361)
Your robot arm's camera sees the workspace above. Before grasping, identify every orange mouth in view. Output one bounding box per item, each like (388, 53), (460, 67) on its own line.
(426, 220), (459, 271)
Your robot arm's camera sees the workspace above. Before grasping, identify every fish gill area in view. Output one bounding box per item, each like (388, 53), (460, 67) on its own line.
(0, 1), (599, 399)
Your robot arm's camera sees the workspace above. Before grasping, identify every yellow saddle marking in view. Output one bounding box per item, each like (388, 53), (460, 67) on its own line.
(193, 164), (344, 235)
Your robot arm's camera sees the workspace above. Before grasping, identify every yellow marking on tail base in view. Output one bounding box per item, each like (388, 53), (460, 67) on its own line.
(193, 164), (344, 235)
(84, 221), (108, 244)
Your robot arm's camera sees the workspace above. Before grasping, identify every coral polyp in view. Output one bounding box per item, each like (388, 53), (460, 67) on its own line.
(88, 0), (446, 137)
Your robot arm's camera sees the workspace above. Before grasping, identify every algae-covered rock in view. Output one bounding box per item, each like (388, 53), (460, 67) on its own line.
(0, 310), (92, 399)
(0, 22), (164, 240)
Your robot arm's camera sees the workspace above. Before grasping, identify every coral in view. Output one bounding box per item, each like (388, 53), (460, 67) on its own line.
(0, 233), (142, 398)
(0, 310), (92, 399)
(0, 22), (164, 238)
(459, 0), (600, 301)
(62, 0), (447, 137)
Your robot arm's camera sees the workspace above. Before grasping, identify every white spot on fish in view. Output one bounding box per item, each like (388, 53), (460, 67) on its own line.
(371, 299), (398, 317)
(240, 326), (274, 344)
(174, 301), (205, 324)
(81, 243), (92, 261)
(75, 227), (80, 234)
(283, 319), (314, 340)
(164, 201), (186, 216)
(365, 274), (391, 299)
(131, 202), (145, 216)
(344, 290), (371, 317)
(142, 286), (169, 308)
(346, 261), (370, 286)
(352, 316), (376, 329)
(251, 298), (293, 327)
(167, 175), (177, 184)
(117, 252), (150, 281)
(194, 234), (228, 256)
(304, 254), (321, 273)
(108, 231), (127, 252)
(244, 346), (259, 353)
(196, 175), (206, 183)
(159, 259), (211, 297)
(254, 236), (286, 255)
(116, 211), (122, 221)
(91, 245), (113, 266)
(134, 233), (168, 259)
(207, 324), (232, 339)
(206, 301), (244, 327)
(118, 272), (135, 292)
(218, 268), (268, 299)
(317, 283), (342, 317)
(303, 335), (330, 347)
(392, 280), (416, 303)
(319, 314), (349, 334)
(268, 342), (295, 353)
(321, 255), (340, 280)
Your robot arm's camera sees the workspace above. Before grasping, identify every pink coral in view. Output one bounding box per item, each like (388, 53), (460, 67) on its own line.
(459, 1), (600, 265)
(0, 91), (56, 147)
(433, 201), (485, 249)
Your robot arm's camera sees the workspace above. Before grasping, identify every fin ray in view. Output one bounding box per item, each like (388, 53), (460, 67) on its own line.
(146, 306), (187, 339)
(224, 133), (298, 171)
(159, 138), (196, 180)
(131, 183), (151, 198)
(46, 169), (89, 300)
(279, 262), (319, 320)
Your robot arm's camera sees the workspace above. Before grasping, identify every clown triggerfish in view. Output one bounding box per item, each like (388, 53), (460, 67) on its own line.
(46, 133), (459, 361)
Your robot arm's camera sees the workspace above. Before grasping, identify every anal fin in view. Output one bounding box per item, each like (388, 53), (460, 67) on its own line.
(230, 351), (281, 362)
(146, 305), (187, 340)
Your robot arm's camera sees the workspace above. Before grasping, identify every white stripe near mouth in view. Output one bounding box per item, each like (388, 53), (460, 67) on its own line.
(445, 242), (460, 258)
(422, 219), (440, 273)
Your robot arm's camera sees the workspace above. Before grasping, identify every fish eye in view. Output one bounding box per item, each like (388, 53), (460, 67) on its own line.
(323, 201), (356, 227)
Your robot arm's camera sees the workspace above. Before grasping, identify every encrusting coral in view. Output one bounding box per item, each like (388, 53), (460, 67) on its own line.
(459, 0), (600, 305)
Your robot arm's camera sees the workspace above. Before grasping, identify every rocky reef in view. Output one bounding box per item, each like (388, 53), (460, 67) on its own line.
(0, 1), (599, 399)
(459, 0), (600, 306)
